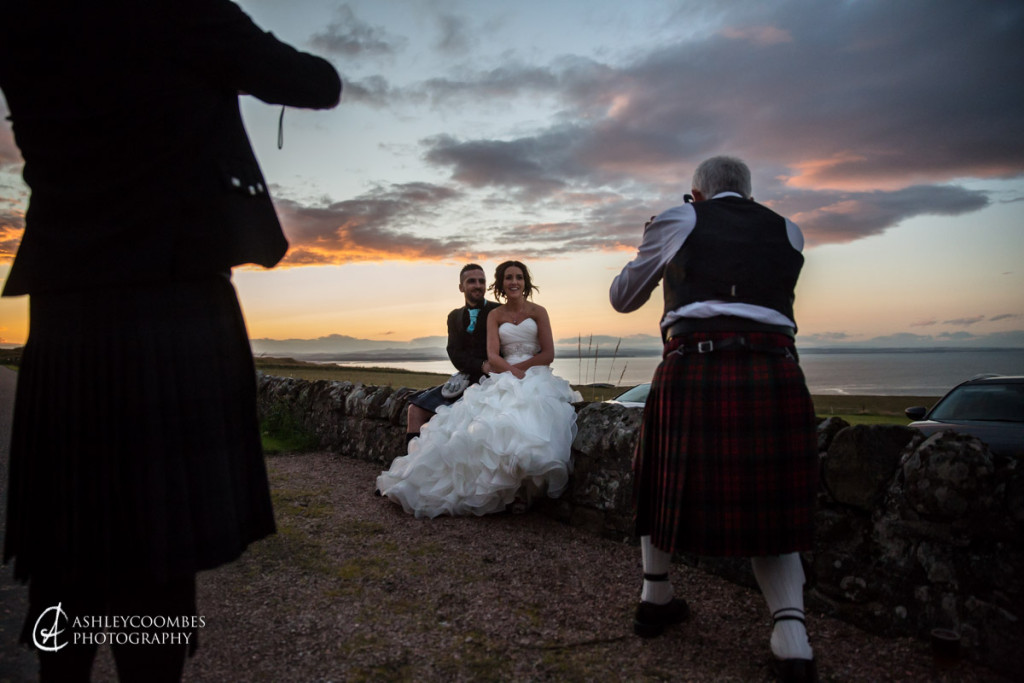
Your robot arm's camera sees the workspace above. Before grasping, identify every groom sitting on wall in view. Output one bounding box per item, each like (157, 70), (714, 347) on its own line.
(405, 264), (500, 442)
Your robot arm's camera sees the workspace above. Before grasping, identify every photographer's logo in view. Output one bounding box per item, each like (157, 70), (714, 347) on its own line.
(33, 603), (69, 652)
(30, 603), (205, 650)
(31, 605), (205, 649)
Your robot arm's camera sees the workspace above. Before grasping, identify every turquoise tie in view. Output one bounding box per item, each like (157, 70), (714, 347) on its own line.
(467, 308), (480, 332)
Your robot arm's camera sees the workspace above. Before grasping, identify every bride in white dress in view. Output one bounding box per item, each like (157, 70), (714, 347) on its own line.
(377, 261), (581, 518)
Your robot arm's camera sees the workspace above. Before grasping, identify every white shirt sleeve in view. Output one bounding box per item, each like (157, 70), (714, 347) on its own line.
(609, 204), (695, 313)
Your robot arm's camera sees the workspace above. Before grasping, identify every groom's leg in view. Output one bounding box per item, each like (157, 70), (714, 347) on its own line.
(407, 403), (434, 441)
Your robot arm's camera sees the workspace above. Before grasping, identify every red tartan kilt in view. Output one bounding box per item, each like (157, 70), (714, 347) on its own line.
(634, 332), (819, 557)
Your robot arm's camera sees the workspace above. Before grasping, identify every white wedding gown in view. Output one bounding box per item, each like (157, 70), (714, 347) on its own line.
(377, 318), (582, 518)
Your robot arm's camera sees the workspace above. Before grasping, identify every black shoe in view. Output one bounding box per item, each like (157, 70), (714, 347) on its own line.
(770, 656), (818, 683)
(633, 597), (689, 638)
(769, 608), (818, 682)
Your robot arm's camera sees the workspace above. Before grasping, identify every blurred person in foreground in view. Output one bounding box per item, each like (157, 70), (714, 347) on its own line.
(0, 0), (340, 679)
(610, 156), (820, 682)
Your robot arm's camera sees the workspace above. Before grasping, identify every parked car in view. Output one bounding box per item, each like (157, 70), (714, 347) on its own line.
(905, 374), (1024, 458)
(606, 382), (651, 408)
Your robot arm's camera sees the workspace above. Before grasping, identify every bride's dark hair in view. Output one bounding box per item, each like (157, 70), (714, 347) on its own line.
(490, 260), (538, 301)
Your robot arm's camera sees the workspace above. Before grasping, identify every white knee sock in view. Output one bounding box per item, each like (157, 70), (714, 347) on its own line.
(751, 553), (813, 660)
(640, 536), (674, 604)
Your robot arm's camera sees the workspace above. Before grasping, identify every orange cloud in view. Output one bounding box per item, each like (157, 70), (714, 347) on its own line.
(785, 153), (874, 190)
(278, 232), (445, 266)
(788, 198), (860, 228)
(784, 152), (1023, 192)
(0, 219), (24, 264)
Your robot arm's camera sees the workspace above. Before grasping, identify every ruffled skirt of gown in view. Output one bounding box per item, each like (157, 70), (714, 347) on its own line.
(377, 366), (580, 518)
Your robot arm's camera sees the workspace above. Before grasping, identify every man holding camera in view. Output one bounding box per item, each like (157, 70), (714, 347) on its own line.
(610, 156), (819, 682)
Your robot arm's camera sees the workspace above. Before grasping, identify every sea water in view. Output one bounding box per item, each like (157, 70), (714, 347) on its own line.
(330, 348), (1024, 397)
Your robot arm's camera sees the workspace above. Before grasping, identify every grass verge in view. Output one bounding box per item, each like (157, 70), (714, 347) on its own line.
(260, 401), (321, 454)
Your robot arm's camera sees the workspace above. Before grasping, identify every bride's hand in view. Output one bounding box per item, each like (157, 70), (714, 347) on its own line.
(510, 367), (526, 380)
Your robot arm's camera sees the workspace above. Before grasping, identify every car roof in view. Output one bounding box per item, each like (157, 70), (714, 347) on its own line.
(961, 374), (1024, 385)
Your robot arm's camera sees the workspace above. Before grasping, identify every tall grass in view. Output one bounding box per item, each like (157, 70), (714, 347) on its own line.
(577, 334), (597, 385)
(606, 339), (621, 382)
(574, 334), (629, 397)
(577, 335), (582, 387)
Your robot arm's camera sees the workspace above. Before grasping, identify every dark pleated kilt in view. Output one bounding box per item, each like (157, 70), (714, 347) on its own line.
(3, 275), (275, 593)
(407, 384), (457, 413)
(633, 332), (819, 557)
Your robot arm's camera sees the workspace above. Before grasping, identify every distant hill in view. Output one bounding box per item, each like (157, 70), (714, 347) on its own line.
(250, 329), (1024, 361)
(250, 333), (448, 360)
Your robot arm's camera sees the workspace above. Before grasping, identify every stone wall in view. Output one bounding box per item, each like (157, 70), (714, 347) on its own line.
(257, 374), (1022, 676)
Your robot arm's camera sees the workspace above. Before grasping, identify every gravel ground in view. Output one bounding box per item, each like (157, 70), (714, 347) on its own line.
(71, 451), (1009, 682)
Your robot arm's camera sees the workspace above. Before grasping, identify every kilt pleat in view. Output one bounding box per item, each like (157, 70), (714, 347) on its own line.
(634, 331), (818, 557)
(3, 275), (275, 592)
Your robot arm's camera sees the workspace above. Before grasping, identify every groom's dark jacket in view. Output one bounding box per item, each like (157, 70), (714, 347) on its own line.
(446, 301), (500, 384)
(0, 0), (342, 296)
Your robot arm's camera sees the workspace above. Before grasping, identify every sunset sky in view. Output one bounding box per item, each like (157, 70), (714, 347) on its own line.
(1, 0), (1022, 348)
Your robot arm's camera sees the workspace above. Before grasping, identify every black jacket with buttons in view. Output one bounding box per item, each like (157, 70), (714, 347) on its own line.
(0, 0), (342, 295)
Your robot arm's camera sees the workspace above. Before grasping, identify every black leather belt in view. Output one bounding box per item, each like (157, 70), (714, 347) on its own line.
(668, 335), (794, 358)
(663, 316), (794, 342)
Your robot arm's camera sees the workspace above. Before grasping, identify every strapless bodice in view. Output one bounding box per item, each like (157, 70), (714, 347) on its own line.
(499, 318), (540, 365)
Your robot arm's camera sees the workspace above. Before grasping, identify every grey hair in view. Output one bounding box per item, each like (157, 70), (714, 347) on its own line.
(691, 156), (752, 198)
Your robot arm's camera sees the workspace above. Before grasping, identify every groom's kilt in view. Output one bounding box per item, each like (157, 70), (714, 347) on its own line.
(633, 331), (818, 557)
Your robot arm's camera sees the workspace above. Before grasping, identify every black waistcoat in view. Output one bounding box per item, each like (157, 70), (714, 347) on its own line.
(662, 197), (803, 323)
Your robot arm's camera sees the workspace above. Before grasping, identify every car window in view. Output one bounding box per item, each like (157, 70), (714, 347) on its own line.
(930, 384), (1024, 422)
(614, 383), (650, 403)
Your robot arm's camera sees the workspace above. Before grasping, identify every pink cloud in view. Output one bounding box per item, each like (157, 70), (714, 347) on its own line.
(719, 25), (793, 46)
